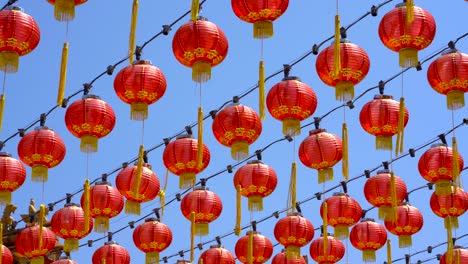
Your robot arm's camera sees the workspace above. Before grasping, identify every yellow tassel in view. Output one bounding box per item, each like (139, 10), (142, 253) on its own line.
(80, 134), (98, 153)
(125, 200), (141, 215)
(387, 239), (392, 264)
(287, 162), (297, 214)
(456, 248), (461, 264)
(235, 185), (242, 236)
(84, 179), (90, 233)
(128, 0), (139, 65)
(390, 172), (398, 222)
(342, 123), (349, 181)
(231, 140), (249, 161)
(179, 172), (196, 189)
(259, 60), (265, 121)
(248, 196), (263, 212)
(0, 51), (19, 73)
(376, 135), (393, 151)
(285, 245), (300, 259)
(63, 238), (79, 252)
(283, 118), (301, 137)
(132, 145), (144, 198)
(195, 222), (209, 236)
(30, 257), (45, 264)
(447, 90), (465, 110)
(378, 206), (394, 221)
(395, 97), (405, 156)
(406, 0), (414, 24)
(452, 137), (461, 188)
(248, 231), (254, 264)
(39, 204), (45, 249)
(362, 250), (376, 262)
(54, 0), (75, 22)
(435, 179), (452, 196)
(158, 190), (165, 218)
(131, 102), (149, 121)
(323, 202), (328, 255)
(31, 164), (48, 182)
(197, 107), (204, 169)
(0, 191), (10, 205)
(447, 226), (453, 264)
(146, 252), (159, 264)
(190, 212), (196, 262)
(334, 15), (341, 77)
(57, 42), (69, 106)
(445, 216), (459, 229)
(192, 61), (211, 83)
(253, 21), (273, 39)
(191, 0), (200, 21)
(0, 94), (5, 133)
(334, 225), (349, 240)
(318, 168), (333, 184)
(399, 47), (418, 68)
(399, 235), (412, 248)
(94, 216), (110, 233)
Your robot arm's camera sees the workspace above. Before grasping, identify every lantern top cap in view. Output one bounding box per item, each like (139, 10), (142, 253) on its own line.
(95, 180), (112, 187)
(308, 128), (326, 135)
(441, 48), (458, 56)
(282, 76), (301, 82)
(395, 2), (412, 8)
(361, 218), (375, 222)
(246, 230), (260, 235)
(83, 94), (102, 100)
(332, 192), (348, 197)
(104, 241), (119, 245)
(193, 185), (209, 191)
(376, 169), (392, 174)
(34, 126), (53, 131)
(176, 260), (192, 264)
(133, 59), (153, 65)
(430, 143), (447, 148)
(374, 94), (393, 100)
(5, 6), (23, 12)
(64, 202), (79, 208)
(331, 38), (351, 45)
(175, 134), (193, 140)
(209, 244), (223, 249)
(145, 217), (160, 223)
(286, 211), (303, 217)
(195, 16), (208, 21)
(0, 152), (12, 157)
(247, 160), (264, 165)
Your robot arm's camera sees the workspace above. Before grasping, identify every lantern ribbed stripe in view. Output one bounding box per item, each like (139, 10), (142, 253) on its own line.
(440, 247), (468, 264)
(198, 245), (235, 264)
(180, 188), (222, 235)
(133, 219), (172, 254)
(271, 251), (306, 264)
(92, 243), (131, 264)
(116, 164), (160, 203)
(320, 193), (362, 239)
(233, 161), (278, 202)
(309, 236), (345, 264)
(364, 171), (407, 208)
(231, 0), (289, 23)
(235, 231), (273, 264)
(15, 225), (56, 260)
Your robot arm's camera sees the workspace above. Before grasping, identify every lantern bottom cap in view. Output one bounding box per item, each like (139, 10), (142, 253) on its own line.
(282, 118), (301, 137)
(31, 164), (48, 182)
(231, 140), (249, 161)
(0, 51), (19, 73)
(131, 102), (149, 121)
(54, 0), (76, 22)
(248, 195), (263, 212)
(399, 47), (418, 68)
(446, 90), (465, 110)
(253, 21), (273, 39)
(192, 61), (211, 83)
(125, 199), (141, 215)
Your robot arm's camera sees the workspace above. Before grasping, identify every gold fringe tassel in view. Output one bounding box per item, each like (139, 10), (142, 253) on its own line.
(0, 94), (5, 133)
(190, 211), (195, 262)
(334, 225), (349, 240)
(39, 204), (45, 249)
(248, 195), (263, 212)
(231, 140), (249, 161)
(31, 164), (48, 182)
(406, 0), (414, 24)
(63, 238), (79, 252)
(197, 107), (204, 169)
(363, 250), (376, 263)
(0, 51), (18, 73)
(323, 202), (328, 255)
(399, 48), (418, 68)
(452, 136), (461, 188)
(128, 0), (139, 65)
(334, 15), (341, 77)
(259, 60), (265, 121)
(131, 102), (149, 121)
(191, 0), (200, 21)
(399, 235), (412, 248)
(248, 231), (254, 264)
(54, 0), (75, 22)
(235, 185), (242, 236)
(395, 97), (405, 156)
(285, 245), (300, 259)
(253, 21), (273, 39)
(146, 252), (159, 264)
(179, 172), (196, 189)
(84, 179), (90, 233)
(435, 179), (452, 196)
(125, 200), (141, 215)
(80, 134), (98, 153)
(376, 136), (393, 150)
(94, 216), (110, 233)
(389, 172), (398, 222)
(447, 90), (465, 110)
(192, 61), (211, 83)
(30, 257), (45, 264)
(57, 42), (69, 106)
(342, 122), (349, 181)
(318, 168), (333, 184)
(287, 162), (297, 214)
(445, 216), (459, 230)
(387, 239), (392, 264)
(283, 118), (301, 137)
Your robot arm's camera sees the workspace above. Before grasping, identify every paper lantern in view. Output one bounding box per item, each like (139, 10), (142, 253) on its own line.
(309, 235), (345, 264)
(359, 94), (409, 150)
(46, 0), (87, 22)
(418, 143), (464, 195)
(0, 152), (26, 204)
(231, 0), (289, 39)
(271, 251), (306, 264)
(349, 219), (388, 262)
(298, 129), (342, 183)
(15, 225), (56, 264)
(162, 134), (210, 189)
(233, 160), (278, 211)
(320, 192), (362, 239)
(266, 76), (318, 136)
(17, 126), (66, 182)
(50, 203), (93, 252)
(0, 245), (13, 264)
(430, 188), (468, 230)
(64, 95), (116, 153)
(440, 246), (468, 264)
(116, 162), (160, 215)
(274, 213), (314, 259)
(378, 3), (436, 68)
(316, 40), (370, 101)
(172, 17), (228, 83)
(133, 218), (172, 264)
(198, 245), (235, 264)
(0, 6), (40, 73)
(92, 241), (130, 264)
(235, 231), (273, 264)
(113, 60), (167, 120)
(212, 103), (262, 161)
(384, 202), (423, 248)
(51, 257), (78, 264)
(180, 186), (222, 236)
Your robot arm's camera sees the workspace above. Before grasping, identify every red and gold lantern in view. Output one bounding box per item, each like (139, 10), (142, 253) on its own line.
(80, 181), (124, 233)
(315, 40), (370, 101)
(274, 213), (314, 259)
(180, 186), (222, 236)
(15, 225), (56, 264)
(418, 143), (464, 195)
(320, 193), (362, 239)
(50, 203), (93, 252)
(162, 134), (210, 189)
(384, 202), (423, 248)
(46, 0), (87, 22)
(116, 163), (160, 215)
(212, 103), (262, 161)
(17, 126), (66, 182)
(133, 218), (172, 264)
(271, 250), (306, 264)
(363, 170), (408, 220)
(298, 129), (342, 183)
(235, 231), (273, 264)
(0, 245), (13, 264)
(199, 245), (236, 264)
(378, 3), (436, 68)
(309, 235), (345, 264)
(64, 95), (116, 153)
(231, 0), (289, 39)
(92, 241), (130, 264)
(51, 258), (78, 264)
(440, 246), (468, 264)
(427, 49), (468, 110)
(0, 6), (40, 73)
(172, 17), (228, 83)
(359, 94), (409, 150)
(0, 152), (26, 204)
(349, 219), (388, 262)
(233, 160), (278, 211)
(430, 188), (468, 230)
(266, 76), (318, 136)
(113, 60), (167, 120)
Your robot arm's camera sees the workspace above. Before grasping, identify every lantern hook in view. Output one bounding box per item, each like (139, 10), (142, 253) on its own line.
(215, 236), (222, 245)
(107, 232), (113, 242)
(87, 240), (93, 247)
(65, 193), (72, 204)
(153, 208), (161, 220)
(255, 150), (262, 160)
(370, 5), (378, 16)
(0, 141), (4, 151)
(200, 178), (206, 187)
(232, 96), (240, 103)
(282, 64), (291, 79)
(226, 165), (233, 173)
(340, 27), (347, 39)
(128, 221), (135, 229)
(312, 44), (319, 55)
(405, 254), (410, 264)
(106, 65), (115, 75)
(437, 133), (447, 145)
(39, 113), (46, 127)
(185, 126), (193, 135)
(382, 161), (389, 170)
(251, 220), (257, 231)
(295, 202), (302, 213)
(340, 181), (348, 193)
(135, 45), (142, 61)
(313, 117), (321, 129)
(162, 25), (172, 35)
(101, 173), (108, 182)
(378, 80), (385, 95)
(143, 150), (148, 163)
(83, 83), (92, 95)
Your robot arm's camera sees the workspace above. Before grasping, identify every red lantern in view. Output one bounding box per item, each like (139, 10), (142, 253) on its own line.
(17, 126), (66, 182)
(50, 202), (93, 252)
(113, 60), (167, 120)
(430, 188), (468, 230)
(271, 251), (306, 264)
(427, 49), (468, 110)
(274, 213), (314, 259)
(384, 202), (423, 248)
(172, 17), (228, 83)
(349, 219), (388, 262)
(359, 94), (409, 150)
(418, 143), (464, 195)
(212, 103), (262, 161)
(0, 6), (40, 73)
(80, 181), (124, 233)
(235, 231), (273, 264)
(0, 152), (26, 204)
(116, 163), (160, 215)
(298, 129), (342, 184)
(180, 186), (222, 236)
(315, 40), (370, 101)
(199, 245), (236, 264)
(92, 241), (130, 264)
(51, 258), (78, 264)
(133, 218), (172, 264)
(266, 76), (318, 136)
(15, 225), (57, 264)
(231, 0), (289, 39)
(64, 95), (116, 153)
(46, 0), (87, 21)
(440, 247), (468, 264)
(363, 170), (408, 220)
(233, 160), (278, 211)
(320, 192), (362, 239)
(0, 245), (13, 264)
(309, 235), (345, 264)
(378, 3), (436, 68)
(162, 134), (210, 189)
